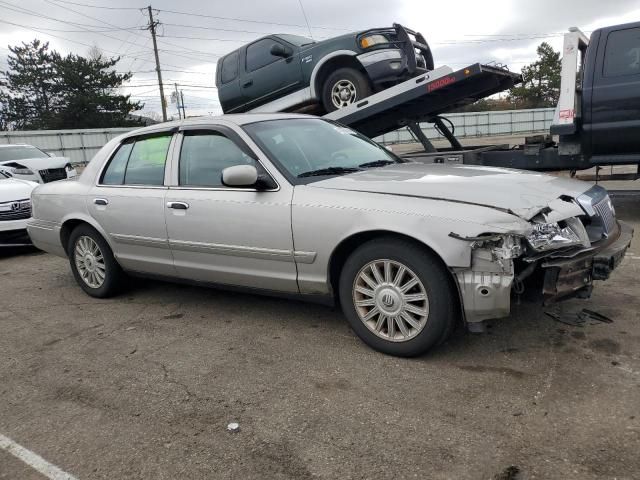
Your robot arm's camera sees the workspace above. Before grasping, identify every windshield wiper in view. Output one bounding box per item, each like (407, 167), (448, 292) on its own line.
(298, 167), (361, 178)
(358, 160), (395, 168)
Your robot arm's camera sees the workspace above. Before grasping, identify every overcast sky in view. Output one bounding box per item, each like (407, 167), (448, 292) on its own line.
(1, 0), (640, 118)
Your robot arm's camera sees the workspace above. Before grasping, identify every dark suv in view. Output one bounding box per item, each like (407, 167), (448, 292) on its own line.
(216, 24), (434, 114)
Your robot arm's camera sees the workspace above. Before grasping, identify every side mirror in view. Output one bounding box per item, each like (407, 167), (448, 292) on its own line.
(222, 165), (258, 187)
(270, 44), (292, 58)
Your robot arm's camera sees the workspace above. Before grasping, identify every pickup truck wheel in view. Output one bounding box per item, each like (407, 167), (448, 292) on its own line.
(322, 68), (372, 112)
(339, 238), (455, 357)
(68, 225), (124, 298)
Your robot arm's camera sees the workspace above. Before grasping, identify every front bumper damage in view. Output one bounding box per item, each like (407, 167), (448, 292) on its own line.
(541, 221), (633, 303)
(453, 221), (633, 325)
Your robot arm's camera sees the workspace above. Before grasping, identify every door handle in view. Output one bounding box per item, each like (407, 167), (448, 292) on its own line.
(242, 79), (253, 88)
(167, 201), (189, 210)
(93, 198), (109, 206)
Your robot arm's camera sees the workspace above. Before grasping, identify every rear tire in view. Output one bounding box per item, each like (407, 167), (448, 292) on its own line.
(322, 68), (372, 112)
(339, 237), (456, 357)
(68, 224), (124, 298)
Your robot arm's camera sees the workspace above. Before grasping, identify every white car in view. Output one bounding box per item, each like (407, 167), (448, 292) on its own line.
(0, 144), (77, 183)
(0, 170), (36, 247)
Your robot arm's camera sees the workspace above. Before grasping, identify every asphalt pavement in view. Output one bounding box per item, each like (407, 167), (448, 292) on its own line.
(0, 198), (638, 480)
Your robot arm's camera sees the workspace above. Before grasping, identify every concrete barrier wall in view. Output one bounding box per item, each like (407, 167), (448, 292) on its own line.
(0, 108), (556, 164)
(0, 127), (135, 165)
(374, 108), (555, 145)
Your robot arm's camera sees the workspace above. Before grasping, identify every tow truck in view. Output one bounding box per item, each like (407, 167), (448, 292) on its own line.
(251, 21), (640, 177)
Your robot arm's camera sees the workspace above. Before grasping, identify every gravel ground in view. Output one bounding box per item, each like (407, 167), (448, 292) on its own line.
(0, 198), (638, 480)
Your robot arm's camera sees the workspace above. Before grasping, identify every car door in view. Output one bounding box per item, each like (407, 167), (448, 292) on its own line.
(88, 132), (176, 276)
(217, 51), (244, 113)
(589, 26), (640, 159)
(240, 37), (302, 110)
(164, 124), (298, 292)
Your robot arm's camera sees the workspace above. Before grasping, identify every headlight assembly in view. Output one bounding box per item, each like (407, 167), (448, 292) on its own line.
(359, 34), (388, 48)
(10, 166), (34, 175)
(526, 218), (590, 252)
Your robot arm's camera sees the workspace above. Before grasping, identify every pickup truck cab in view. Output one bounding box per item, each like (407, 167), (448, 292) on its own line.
(216, 24), (433, 114)
(546, 21), (640, 167)
(580, 21), (640, 164)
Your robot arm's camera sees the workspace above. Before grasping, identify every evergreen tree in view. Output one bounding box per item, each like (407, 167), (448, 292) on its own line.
(508, 42), (562, 109)
(0, 40), (145, 130)
(0, 40), (59, 129)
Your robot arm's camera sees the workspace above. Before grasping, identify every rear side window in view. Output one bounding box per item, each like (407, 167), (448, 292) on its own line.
(246, 39), (280, 72)
(101, 142), (133, 185)
(179, 132), (257, 187)
(603, 28), (640, 77)
(100, 135), (172, 186)
(221, 52), (239, 84)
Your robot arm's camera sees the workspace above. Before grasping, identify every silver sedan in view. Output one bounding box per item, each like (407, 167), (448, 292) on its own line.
(28, 113), (633, 356)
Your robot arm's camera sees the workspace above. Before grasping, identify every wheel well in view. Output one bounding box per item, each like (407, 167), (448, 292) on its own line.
(314, 55), (368, 98)
(60, 219), (88, 255)
(328, 230), (453, 296)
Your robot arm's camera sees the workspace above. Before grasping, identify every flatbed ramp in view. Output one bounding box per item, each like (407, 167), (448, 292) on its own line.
(324, 63), (521, 139)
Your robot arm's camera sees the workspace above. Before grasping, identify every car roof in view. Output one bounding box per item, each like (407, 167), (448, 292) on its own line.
(121, 113), (320, 137)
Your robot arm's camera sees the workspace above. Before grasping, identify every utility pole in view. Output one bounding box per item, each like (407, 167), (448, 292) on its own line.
(146, 6), (167, 122)
(173, 83), (181, 119)
(180, 90), (186, 118)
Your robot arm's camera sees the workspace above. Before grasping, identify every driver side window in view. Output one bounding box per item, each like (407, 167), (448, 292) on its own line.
(179, 132), (257, 188)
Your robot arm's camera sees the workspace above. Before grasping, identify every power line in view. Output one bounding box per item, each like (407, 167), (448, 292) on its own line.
(47, 0), (350, 32)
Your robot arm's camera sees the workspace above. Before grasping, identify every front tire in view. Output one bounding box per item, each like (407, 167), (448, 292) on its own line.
(322, 68), (372, 112)
(68, 225), (124, 298)
(339, 237), (456, 357)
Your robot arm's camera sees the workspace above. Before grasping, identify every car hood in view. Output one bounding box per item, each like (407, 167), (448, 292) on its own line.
(309, 163), (592, 220)
(0, 178), (37, 202)
(0, 156), (69, 170)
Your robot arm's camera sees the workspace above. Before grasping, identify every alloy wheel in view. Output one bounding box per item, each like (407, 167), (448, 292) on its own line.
(352, 259), (430, 342)
(74, 235), (106, 288)
(331, 79), (357, 108)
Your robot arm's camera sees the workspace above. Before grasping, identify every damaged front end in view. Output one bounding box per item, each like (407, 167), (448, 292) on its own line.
(451, 185), (633, 326)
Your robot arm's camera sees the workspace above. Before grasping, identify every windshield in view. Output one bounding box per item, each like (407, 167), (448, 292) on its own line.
(276, 34), (315, 46)
(243, 119), (402, 181)
(0, 145), (49, 161)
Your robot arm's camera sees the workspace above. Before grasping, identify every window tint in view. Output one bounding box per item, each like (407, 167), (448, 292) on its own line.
(604, 28), (640, 77)
(246, 39), (281, 72)
(123, 135), (171, 185)
(179, 133), (257, 187)
(221, 52), (239, 84)
(101, 142), (133, 185)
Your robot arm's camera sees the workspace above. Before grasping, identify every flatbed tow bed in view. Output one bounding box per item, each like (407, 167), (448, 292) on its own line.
(324, 63), (521, 142)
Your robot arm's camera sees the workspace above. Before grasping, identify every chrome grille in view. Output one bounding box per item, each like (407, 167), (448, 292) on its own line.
(576, 185), (617, 241)
(593, 195), (616, 235)
(0, 199), (31, 221)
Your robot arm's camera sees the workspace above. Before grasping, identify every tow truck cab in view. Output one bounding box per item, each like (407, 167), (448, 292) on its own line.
(578, 22), (640, 164)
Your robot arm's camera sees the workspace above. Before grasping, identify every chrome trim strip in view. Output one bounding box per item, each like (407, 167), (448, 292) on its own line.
(27, 218), (58, 230)
(293, 251), (317, 264)
(111, 233), (170, 249)
(357, 49), (403, 67)
(169, 239), (294, 261)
